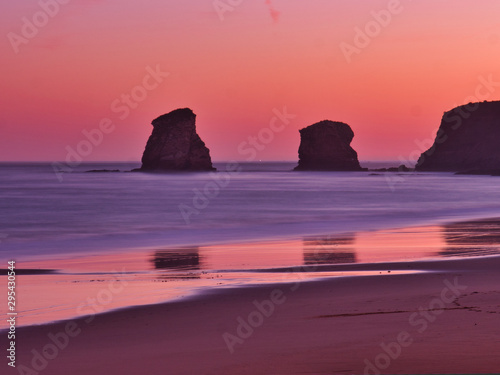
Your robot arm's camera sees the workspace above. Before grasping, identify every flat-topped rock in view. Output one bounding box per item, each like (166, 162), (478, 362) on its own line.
(139, 108), (215, 171)
(294, 120), (363, 171)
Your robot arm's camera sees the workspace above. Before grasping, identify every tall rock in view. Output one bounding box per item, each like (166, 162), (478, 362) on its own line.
(140, 108), (215, 171)
(294, 120), (363, 171)
(416, 101), (500, 172)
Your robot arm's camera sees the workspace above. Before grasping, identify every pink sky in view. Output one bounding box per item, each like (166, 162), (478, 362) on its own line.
(1, 0), (500, 162)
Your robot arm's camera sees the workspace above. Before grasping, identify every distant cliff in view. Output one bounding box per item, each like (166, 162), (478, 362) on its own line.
(140, 108), (215, 171)
(416, 101), (500, 172)
(294, 120), (363, 171)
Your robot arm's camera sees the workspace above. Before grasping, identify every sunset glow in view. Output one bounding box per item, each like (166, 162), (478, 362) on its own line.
(2, 0), (500, 162)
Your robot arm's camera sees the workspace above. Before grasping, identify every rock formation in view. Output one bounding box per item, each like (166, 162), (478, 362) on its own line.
(416, 101), (500, 172)
(294, 120), (363, 171)
(139, 108), (215, 171)
(372, 165), (411, 172)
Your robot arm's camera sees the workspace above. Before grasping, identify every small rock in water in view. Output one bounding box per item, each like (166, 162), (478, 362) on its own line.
(85, 169), (121, 173)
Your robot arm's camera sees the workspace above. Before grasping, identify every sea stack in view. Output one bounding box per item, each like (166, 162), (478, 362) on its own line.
(140, 108), (215, 171)
(416, 101), (500, 172)
(294, 120), (363, 171)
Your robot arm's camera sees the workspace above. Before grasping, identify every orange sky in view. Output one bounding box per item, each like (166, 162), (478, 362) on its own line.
(1, 0), (500, 162)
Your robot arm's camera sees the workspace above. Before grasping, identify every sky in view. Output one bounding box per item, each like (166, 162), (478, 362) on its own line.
(1, 0), (500, 162)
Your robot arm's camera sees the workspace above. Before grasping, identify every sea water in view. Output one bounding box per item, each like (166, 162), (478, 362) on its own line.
(2, 161), (500, 262)
(3, 161), (500, 326)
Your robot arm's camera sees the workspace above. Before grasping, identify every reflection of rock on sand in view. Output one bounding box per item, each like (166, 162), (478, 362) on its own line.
(152, 248), (200, 271)
(441, 219), (500, 257)
(303, 236), (357, 265)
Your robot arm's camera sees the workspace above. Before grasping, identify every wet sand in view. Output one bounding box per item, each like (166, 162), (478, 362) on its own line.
(8, 255), (500, 375)
(7, 219), (500, 328)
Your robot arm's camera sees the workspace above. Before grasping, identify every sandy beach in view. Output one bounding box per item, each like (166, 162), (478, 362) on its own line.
(8, 254), (500, 375)
(5, 1), (500, 374)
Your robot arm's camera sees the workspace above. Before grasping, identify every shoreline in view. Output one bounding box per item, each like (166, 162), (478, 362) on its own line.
(4, 192), (500, 262)
(5, 209), (500, 263)
(4, 253), (496, 329)
(7, 254), (500, 374)
(5, 253), (496, 329)
(5, 216), (500, 329)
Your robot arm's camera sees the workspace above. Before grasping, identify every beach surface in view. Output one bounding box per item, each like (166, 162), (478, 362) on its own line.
(8, 255), (500, 375)
(3, 164), (500, 374)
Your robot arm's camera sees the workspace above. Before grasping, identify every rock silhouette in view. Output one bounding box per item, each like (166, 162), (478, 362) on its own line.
(294, 120), (363, 171)
(372, 165), (410, 172)
(140, 108), (215, 171)
(416, 101), (500, 172)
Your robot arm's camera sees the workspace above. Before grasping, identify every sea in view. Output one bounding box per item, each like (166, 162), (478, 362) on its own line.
(2, 161), (500, 326)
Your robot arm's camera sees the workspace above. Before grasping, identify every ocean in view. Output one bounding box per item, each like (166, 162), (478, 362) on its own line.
(2, 161), (500, 262)
(2, 161), (500, 326)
